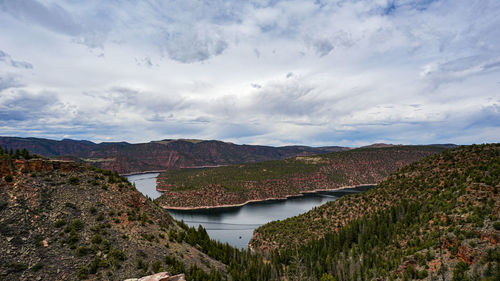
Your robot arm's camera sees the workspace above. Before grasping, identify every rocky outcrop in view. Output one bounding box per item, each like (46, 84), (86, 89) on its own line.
(0, 159), (225, 280)
(0, 158), (83, 177)
(125, 272), (186, 281)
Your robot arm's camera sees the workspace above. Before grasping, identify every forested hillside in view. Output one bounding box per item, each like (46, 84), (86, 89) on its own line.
(156, 146), (443, 208)
(250, 144), (500, 280)
(2, 144), (498, 280)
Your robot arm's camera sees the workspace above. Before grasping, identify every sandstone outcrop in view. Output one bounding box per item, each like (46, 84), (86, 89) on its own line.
(124, 272), (185, 281)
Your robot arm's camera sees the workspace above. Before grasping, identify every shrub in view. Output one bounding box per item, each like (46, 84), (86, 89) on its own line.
(77, 266), (89, 279)
(76, 246), (91, 256)
(493, 221), (500, 230)
(67, 232), (79, 245)
(453, 261), (469, 281)
(71, 219), (84, 231)
(96, 213), (105, 221)
(142, 233), (155, 242)
(152, 260), (163, 273)
(110, 249), (127, 261)
(0, 200), (7, 211)
(136, 257), (146, 270)
(319, 274), (337, 281)
(91, 234), (102, 244)
(64, 226), (72, 233)
(65, 202), (77, 209)
(6, 262), (27, 273)
(31, 262), (43, 272)
(89, 256), (109, 274)
(417, 270), (428, 279)
(68, 176), (79, 185)
(55, 220), (66, 228)
(4, 175), (13, 183)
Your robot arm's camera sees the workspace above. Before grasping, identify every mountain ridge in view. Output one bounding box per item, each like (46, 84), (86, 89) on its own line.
(0, 136), (349, 174)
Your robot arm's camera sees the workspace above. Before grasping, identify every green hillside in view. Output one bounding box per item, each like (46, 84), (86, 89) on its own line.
(156, 146), (443, 208)
(250, 143), (500, 280)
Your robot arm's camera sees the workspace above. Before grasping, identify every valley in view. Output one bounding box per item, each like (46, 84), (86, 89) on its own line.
(3, 2), (496, 280)
(129, 171), (372, 249)
(1, 143), (498, 281)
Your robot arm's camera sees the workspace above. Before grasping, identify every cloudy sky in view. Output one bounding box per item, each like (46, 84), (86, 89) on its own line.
(0, 0), (499, 146)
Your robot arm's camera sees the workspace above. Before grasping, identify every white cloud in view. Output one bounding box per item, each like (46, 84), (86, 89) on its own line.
(0, 0), (498, 145)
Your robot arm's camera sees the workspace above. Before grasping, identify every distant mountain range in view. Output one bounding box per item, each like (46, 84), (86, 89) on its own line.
(361, 143), (459, 149)
(0, 137), (348, 174)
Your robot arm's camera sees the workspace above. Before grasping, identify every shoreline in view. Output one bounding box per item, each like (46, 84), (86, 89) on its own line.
(122, 165), (229, 177)
(161, 183), (376, 211)
(120, 170), (166, 176)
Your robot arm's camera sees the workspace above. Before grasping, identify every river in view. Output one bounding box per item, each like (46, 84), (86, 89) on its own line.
(127, 172), (372, 249)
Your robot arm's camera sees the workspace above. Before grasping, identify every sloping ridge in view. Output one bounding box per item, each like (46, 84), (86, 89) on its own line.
(0, 158), (226, 280)
(250, 143), (499, 280)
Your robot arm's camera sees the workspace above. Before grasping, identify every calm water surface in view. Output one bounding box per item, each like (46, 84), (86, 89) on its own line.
(127, 172), (372, 249)
(127, 172), (162, 199)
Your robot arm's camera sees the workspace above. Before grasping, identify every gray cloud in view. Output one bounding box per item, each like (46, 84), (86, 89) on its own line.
(465, 104), (500, 129)
(0, 90), (59, 121)
(313, 39), (334, 57)
(164, 28), (228, 63)
(0, 50), (33, 69)
(421, 55), (500, 89)
(0, 75), (23, 92)
(0, 0), (82, 35)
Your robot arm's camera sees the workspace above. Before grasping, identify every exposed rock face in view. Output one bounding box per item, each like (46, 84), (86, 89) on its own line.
(0, 137), (348, 174)
(0, 159), (84, 175)
(0, 158), (225, 280)
(124, 272), (185, 281)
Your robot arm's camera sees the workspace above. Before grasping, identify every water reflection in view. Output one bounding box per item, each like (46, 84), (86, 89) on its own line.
(168, 186), (372, 249)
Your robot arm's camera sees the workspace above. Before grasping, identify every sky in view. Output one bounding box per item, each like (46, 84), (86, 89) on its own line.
(0, 0), (499, 147)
